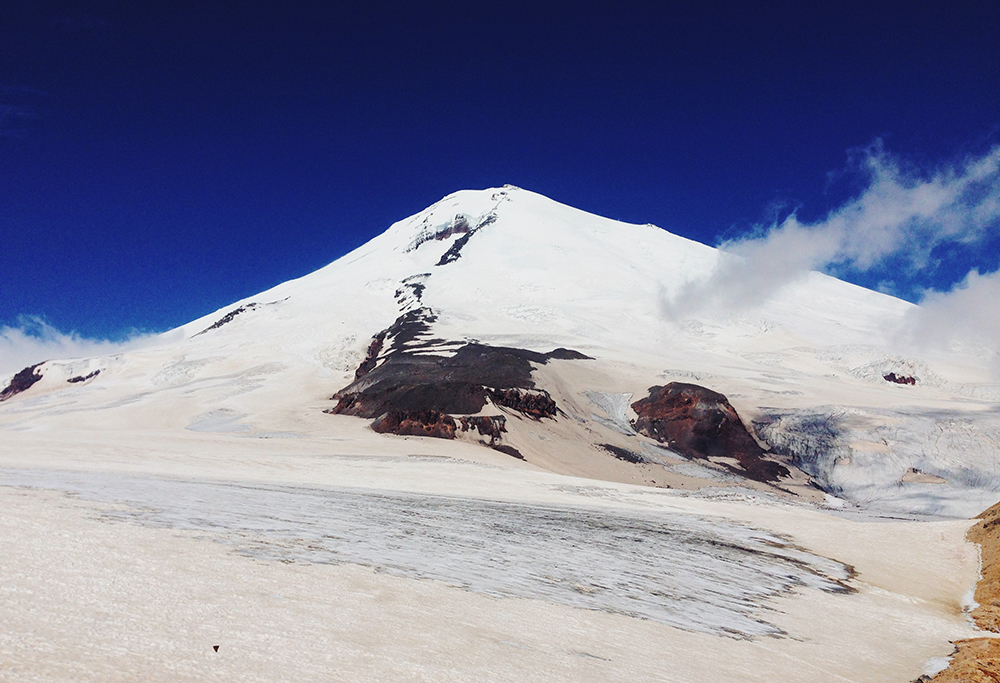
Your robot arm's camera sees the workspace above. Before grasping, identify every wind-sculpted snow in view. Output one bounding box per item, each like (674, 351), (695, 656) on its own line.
(2, 469), (854, 639)
(755, 407), (1000, 517)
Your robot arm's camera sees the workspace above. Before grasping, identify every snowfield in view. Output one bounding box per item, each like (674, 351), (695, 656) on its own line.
(2, 186), (998, 681)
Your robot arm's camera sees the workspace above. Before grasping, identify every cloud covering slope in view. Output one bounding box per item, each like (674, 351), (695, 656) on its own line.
(662, 143), (1000, 357)
(0, 316), (164, 376)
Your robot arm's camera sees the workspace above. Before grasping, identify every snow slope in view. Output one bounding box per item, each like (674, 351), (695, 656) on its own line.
(1, 186), (998, 681)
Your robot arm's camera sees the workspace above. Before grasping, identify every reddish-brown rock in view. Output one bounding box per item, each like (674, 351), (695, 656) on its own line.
(370, 409), (457, 439)
(631, 383), (788, 483)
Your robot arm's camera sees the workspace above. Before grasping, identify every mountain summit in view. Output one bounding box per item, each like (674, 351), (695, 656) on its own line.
(3, 187), (999, 516)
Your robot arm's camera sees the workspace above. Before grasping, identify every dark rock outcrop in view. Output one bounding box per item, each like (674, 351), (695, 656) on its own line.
(329, 312), (590, 454)
(407, 215), (473, 253)
(487, 388), (558, 419)
(434, 213), (497, 266)
(545, 347), (593, 360)
(371, 409), (457, 439)
(333, 318), (583, 419)
(631, 383), (789, 483)
(195, 303), (259, 336)
(490, 443), (525, 460)
(67, 369), (101, 384)
(436, 232), (472, 266)
(0, 363), (44, 402)
(460, 415), (507, 444)
(598, 443), (646, 464)
(330, 306), (588, 447)
(354, 331), (387, 380)
(883, 372), (916, 385)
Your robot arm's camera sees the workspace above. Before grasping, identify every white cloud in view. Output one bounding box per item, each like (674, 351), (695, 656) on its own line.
(904, 268), (1000, 373)
(0, 316), (165, 376)
(662, 143), (1000, 317)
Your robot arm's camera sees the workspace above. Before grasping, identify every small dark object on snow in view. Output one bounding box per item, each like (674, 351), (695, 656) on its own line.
(213, 645), (219, 652)
(883, 372), (916, 385)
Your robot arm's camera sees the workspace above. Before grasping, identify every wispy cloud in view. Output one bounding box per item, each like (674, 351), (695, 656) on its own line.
(662, 143), (1000, 323)
(0, 316), (165, 375)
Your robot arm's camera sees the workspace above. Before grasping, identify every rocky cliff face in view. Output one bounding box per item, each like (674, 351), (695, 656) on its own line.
(631, 383), (789, 483)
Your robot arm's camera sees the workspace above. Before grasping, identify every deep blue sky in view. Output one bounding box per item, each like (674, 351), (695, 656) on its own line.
(2, 1), (999, 339)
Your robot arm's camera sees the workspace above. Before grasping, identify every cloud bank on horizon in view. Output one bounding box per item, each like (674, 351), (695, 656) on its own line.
(0, 317), (165, 376)
(663, 143), (1000, 353)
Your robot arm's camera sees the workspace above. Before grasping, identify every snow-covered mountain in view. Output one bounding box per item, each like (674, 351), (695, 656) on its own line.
(3, 185), (999, 517)
(5, 186), (999, 682)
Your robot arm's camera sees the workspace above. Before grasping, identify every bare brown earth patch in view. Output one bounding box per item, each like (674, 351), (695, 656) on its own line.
(631, 383), (789, 483)
(925, 501), (1000, 682)
(967, 501), (1000, 632)
(926, 638), (1000, 682)
(902, 468), (947, 485)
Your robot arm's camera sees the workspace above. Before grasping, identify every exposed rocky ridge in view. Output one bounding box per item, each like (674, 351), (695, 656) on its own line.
(353, 332), (387, 380)
(371, 409), (457, 439)
(67, 370), (101, 384)
(405, 209), (499, 266)
(0, 363), (45, 402)
(631, 383), (790, 483)
(435, 213), (497, 266)
(487, 388), (559, 419)
(406, 214), (472, 253)
(436, 232), (473, 266)
(328, 303), (590, 449)
(331, 342), (585, 418)
(196, 303), (259, 335)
